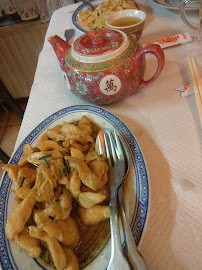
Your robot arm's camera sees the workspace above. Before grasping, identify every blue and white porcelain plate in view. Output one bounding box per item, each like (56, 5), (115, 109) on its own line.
(72, 0), (103, 35)
(0, 105), (149, 270)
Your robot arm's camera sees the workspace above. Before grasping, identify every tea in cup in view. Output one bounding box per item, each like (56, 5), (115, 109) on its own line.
(105, 9), (146, 41)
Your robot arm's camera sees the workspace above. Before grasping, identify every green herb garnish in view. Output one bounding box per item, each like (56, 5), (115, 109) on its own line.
(43, 158), (49, 168)
(38, 154), (51, 168)
(65, 159), (70, 173)
(59, 150), (65, 156)
(63, 168), (67, 177)
(19, 177), (25, 188)
(58, 168), (62, 179)
(38, 154), (51, 160)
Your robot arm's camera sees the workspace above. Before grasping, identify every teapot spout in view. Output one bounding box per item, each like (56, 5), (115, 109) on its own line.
(48, 35), (71, 66)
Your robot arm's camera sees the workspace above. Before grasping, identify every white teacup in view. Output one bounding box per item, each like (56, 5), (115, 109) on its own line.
(105, 9), (146, 41)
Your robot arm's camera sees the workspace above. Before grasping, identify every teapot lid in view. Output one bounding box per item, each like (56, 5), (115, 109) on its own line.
(72, 29), (129, 63)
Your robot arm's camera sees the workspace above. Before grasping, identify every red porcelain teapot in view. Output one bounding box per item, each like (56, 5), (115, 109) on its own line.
(48, 29), (165, 104)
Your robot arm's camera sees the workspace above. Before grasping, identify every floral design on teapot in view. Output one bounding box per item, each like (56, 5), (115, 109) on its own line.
(48, 29), (165, 104)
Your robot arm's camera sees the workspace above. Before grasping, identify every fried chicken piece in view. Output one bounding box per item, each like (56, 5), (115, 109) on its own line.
(6, 186), (36, 240)
(62, 140), (70, 149)
(70, 147), (85, 160)
(2, 164), (20, 187)
(50, 159), (69, 186)
(3, 165), (36, 188)
(40, 163), (57, 189)
(13, 195), (22, 209)
(54, 133), (68, 141)
(18, 156), (29, 166)
(85, 151), (100, 163)
(16, 187), (31, 199)
(78, 205), (110, 225)
(88, 141), (95, 152)
(54, 184), (62, 200)
(38, 133), (49, 141)
(36, 140), (60, 151)
(35, 167), (55, 202)
(78, 192), (106, 208)
(57, 218), (80, 247)
(35, 167), (43, 190)
(33, 209), (48, 223)
(65, 133), (94, 144)
(46, 125), (62, 140)
(33, 211), (79, 247)
(63, 247), (79, 270)
(27, 150), (65, 166)
(78, 115), (93, 136)
(86, 151), (108, 185)
(65, 156), (105, 191)
(23, 143), (35, 156)
(69, 170), (81, 199)
(97, 185), (110, 204)
(14, 228), (41, 257)
(37, 179), (55, 202)
(43, 191), (72, 220)
(55, 121), (94, 144)
(29, 226), (67, 270)
(17, 167), (36, 188)
(61, 122), (84, 135)
(70, 141), (90, 152)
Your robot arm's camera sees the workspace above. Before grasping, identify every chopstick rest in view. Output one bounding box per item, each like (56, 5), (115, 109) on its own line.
(188, 56), (202, 125)
(176, 83), (194, 98)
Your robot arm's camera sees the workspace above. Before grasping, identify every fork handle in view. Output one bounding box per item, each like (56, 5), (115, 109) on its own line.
(107, 188), (131, 270)
(118, 186), (147, 270)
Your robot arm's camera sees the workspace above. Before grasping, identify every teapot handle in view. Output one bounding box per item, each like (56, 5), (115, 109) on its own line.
(135, 44), (165, 90)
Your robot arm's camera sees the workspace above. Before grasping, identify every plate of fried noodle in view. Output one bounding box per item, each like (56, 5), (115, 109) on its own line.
(72, 0), (139, 35)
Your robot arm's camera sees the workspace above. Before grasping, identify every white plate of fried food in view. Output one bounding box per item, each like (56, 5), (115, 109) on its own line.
(72, 0), (139, 35)
(0, 105), (149, 270)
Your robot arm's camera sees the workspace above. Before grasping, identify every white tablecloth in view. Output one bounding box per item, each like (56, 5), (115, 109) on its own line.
(13, 1), (202, 269)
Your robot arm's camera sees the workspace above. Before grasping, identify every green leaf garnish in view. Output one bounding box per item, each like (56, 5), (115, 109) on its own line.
(38, 154), (51, 160)
(19, 177), (25, 188)
(38, 155), (50, 168)
(59, 150), (65, 156)
(63, 168), (67, 177)
(43, 157), (49, 168)
(65, 159), (70, 173)
(58, 168), (62, 179)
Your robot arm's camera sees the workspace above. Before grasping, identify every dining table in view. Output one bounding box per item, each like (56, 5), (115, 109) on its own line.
(1, 0), (201, 270)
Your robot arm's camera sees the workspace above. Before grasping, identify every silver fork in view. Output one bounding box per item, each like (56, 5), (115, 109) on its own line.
(97, 129), (131, 270)
(97, 129), (147, 270)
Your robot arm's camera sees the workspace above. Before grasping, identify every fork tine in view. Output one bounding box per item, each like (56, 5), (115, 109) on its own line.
(98, 136), (104, 157)
(104, 133), (112, 168)
(113, 130), (124, 159)
(108, 132), (118, 163)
